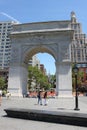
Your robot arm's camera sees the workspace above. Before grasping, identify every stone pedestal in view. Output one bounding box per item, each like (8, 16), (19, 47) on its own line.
(56, 62), (72, 97)
(8, 66), (28, 97)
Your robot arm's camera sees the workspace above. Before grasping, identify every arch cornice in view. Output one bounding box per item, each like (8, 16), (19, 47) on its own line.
(10, 29), (73, 41)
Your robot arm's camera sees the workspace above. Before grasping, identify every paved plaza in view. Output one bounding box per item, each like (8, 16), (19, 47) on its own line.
(0, 96), (87, 130)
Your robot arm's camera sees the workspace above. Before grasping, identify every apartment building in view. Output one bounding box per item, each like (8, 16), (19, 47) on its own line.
(71, 11), (87, 63)
(71, 11), (87, 85)
(28, 55), (40, 69)
(0, 21), (17, 69)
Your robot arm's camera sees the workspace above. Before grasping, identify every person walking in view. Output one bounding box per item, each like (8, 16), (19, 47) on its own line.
(43, 91), (47, 105)
(6, 91), (11, 99)
(37, 90), (42, 105)
(0, 90), (2, 106)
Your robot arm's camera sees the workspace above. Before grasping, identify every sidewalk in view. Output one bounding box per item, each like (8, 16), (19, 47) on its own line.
(0, 96), (87, 130)
(2, 96), (87, 113)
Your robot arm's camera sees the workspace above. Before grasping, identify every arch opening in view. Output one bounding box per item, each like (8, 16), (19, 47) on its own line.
(23, 46), (56, 96)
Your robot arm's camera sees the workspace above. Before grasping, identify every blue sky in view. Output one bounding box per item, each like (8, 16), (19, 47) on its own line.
(0, 0), (87, 74)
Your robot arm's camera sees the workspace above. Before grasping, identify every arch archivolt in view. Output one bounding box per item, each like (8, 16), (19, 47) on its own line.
(22, 43), (58, 64)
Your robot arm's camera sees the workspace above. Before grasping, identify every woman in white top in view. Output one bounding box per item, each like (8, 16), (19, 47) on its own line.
(0, 90), (2, 106)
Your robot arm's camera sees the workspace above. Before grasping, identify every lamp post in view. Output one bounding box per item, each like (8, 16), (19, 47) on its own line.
(73, 63), (80, 111)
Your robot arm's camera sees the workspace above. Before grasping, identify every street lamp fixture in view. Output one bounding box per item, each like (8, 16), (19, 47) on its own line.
(73, 63), (80, 111)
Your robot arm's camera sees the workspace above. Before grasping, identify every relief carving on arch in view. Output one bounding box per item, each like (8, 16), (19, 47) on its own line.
(11, 47), (19, 63)
(59, 42), (70, 61)
(13, 34), (46, 44)
(21, 42), (58, 64)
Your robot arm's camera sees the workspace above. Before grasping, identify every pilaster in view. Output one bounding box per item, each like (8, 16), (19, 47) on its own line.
(55, 61), (72, 97)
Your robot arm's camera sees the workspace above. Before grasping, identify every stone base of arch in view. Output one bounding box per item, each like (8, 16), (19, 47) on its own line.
(8, 62), (73, 98)
(55, 62), (73, 97)
(8, 66), (28, 97)
(56, 90), (73, 97)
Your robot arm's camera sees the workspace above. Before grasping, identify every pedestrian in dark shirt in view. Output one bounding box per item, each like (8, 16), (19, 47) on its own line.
(37, 90), (42, 105)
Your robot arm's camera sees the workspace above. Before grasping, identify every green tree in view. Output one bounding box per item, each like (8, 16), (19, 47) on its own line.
(48, 74), (56, 88)
(28, 66), (50, 90)
(0, 77), (5, 90)
(72, 64), (84, 92)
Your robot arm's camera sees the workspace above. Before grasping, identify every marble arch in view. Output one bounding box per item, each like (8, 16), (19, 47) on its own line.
(8, 21), (73, 97)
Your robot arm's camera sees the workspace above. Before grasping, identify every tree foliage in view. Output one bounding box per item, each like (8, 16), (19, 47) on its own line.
(28, 66), (50, 90)
(48, 74), (56, 88)
(0, 77), (5, 90)
(72, 64), (84, 92)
